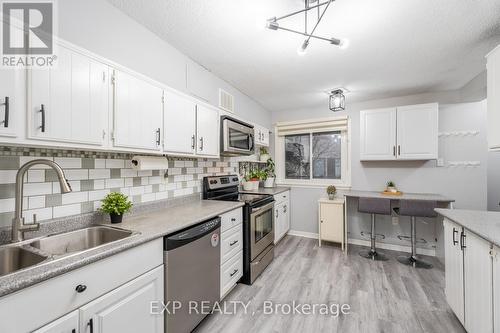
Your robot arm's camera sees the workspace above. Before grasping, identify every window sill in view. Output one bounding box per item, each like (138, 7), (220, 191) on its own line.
(276, 181), (352, 190)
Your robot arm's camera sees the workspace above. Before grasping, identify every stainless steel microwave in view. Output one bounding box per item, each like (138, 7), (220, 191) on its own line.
(221, 116), (255, 156)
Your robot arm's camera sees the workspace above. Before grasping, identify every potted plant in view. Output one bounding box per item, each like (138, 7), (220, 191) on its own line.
(244, 170), (261, 190)
(326, 185), (337, 200)
(259, 147), (270, 162)
(386, 181), (397, 193)
(264, 158), (276, 188)
(99, 192), (133, 224)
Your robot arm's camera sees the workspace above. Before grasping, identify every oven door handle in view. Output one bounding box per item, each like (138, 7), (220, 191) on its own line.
(251, 201), (274, 214)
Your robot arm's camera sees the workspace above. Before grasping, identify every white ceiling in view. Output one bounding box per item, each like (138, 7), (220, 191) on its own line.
(107, 0), (500, 112)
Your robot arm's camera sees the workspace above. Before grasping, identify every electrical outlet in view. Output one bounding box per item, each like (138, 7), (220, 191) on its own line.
(437, 158), (445, 167)
(392, 216), (399, 225)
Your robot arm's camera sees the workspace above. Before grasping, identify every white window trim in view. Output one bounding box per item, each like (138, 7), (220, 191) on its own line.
(274, 116), (352, 189)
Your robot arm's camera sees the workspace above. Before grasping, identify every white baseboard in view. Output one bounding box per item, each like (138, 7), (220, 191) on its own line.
(286, 230), (436, 257)
(287, 229), (319, 239)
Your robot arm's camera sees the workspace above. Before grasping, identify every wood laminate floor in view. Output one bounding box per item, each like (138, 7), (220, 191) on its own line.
(196, 236), (465, 333)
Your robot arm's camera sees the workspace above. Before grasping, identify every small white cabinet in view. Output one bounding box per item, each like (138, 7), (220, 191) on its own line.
(443, 219), (464, 325)
(29, 45), (109, 146)
(360, 103), (438, 161)
(254, 125), (270, 147)
(273, 191), (290, 244)
(220, 207), (243, 298)
(318, 198), (345, 250)
(33, 310), (79, 333)
(112, 70), (163, 152)
(487, 45), (500, 151)
(163, 90), (197, 155)
(494, 245), (500, 333)
(79, 266), (163, 333)
(196, 104), (219, 157)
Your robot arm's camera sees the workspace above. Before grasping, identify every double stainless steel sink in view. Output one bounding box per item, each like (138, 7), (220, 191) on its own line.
(0, 225), (137, 277)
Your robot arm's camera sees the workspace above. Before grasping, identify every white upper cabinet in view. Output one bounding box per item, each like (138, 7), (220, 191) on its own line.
(29, 45), (109, 146)
(0, 68), (23, 138)
(360, 108), (397, 160)
(254, 125), (270, 147)
(360, 103), (438, 161)
(112, 70), (163, 152)
(487, 45), (500, 151)
(196, 104), (219, 157)
(397, 103), (438, 160)
(163, 90), (196, 155)
(463, 230), (493, 333)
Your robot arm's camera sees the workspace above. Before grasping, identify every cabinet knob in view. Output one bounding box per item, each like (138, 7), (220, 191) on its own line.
(231, 218), (236, 222)
(75, 284), (87, 293)
(320, 220), (323, 223)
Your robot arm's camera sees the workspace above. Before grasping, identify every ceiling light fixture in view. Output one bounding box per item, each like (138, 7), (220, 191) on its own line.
(265, 0), (348, 53)
(329, 89), (346, 112)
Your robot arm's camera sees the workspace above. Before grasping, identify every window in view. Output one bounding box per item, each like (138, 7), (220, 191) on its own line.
(275, 117), (350, 188)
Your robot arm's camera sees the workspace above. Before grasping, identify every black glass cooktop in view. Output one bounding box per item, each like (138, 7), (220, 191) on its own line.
(209, 193), (271, 205)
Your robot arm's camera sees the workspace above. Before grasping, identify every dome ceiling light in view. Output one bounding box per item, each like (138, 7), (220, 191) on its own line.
(265, 0), (348, 55)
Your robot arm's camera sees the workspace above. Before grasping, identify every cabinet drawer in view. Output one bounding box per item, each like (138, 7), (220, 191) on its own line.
(221, 225), (243, 264)
(220, 250), (243, 298)
(0, 239), (162, 333)
(220, 208), (243, 233)
(274, 191), (289, 204)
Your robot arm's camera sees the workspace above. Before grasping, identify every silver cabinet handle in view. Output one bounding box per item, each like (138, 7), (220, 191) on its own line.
(39, 104), (45, 132)
(393, 146), (396, 156)
(230, 269), (239, 277)
(155, 128), (161, 146)
(191, 135), (195, 150)
(229, 240), (238, 246)
(199, 137), (204, 151)
(398, 145), (401, 156)
(275, 209), (279, 218)
(1, 97), (9, 128)
(283, 205), (287, 213)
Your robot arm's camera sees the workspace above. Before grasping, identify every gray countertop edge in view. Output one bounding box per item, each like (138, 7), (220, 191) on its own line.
(435, 208), (500, 247)
(341, 190), (454, 202)
(239, 186), (291, 196)
(0, 200), (244, 298)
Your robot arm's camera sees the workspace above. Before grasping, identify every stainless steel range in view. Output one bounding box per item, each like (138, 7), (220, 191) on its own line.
(203, 175), (275, 284)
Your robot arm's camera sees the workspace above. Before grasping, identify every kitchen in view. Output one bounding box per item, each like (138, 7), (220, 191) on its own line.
(0, 0), (499, 332)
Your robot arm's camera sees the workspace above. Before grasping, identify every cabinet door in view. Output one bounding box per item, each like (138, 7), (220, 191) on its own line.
(196, 104), (219, 157)
(396, 103), (438, 160)
(113, 70), (163, 151)
(33, 310), (79, 333)
(488, 47), (500, 150)
(494, 245), (500, 333)
(464, 230), (493, 333)
(79, 266), (163, 333)
(30, 45), (108, 145)
(359, 108), (397, 160)
(163, 91), (196, 155)
(443, 219), (465, 325)
(255, 125), (269, 147)
(319, 202), (344, 243)
(282, 199), (290, 235)
(273, 202), (283, 244)
(0, 68), (23, 138)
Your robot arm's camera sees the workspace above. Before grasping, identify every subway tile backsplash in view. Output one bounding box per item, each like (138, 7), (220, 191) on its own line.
(0, 147), (238, 228)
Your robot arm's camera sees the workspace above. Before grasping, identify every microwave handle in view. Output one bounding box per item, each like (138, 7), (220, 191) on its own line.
(249, 133), (255, 151)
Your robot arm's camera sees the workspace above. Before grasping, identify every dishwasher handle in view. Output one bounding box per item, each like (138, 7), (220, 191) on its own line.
(165, 217), (221, 251)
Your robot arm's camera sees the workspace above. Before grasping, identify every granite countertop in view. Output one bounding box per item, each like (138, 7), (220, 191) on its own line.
(0, 199), (244, 298)
(342, 190), (454, 202)
(239, 186), (291, 196)
(435, 209), (500, 247)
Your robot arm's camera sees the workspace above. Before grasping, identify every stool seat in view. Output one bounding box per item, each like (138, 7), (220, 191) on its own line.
(397, 200), (438, 269)
(358, 198), (391, 261)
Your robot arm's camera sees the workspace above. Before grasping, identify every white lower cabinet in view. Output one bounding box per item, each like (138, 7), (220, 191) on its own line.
(34, 310), (79, 333)
(79, 266), (163, 333)
(220, 208), (243, 299)
(493, 245), (500, 333)
(318, 198), (345, 249)
(0, 240), (163, 333)
(274, 191), (290, 244)
(443, 218), (495, 332)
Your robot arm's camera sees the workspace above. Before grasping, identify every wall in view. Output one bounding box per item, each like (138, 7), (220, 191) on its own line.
(57, 0), (271, 128)
(272, 92), (488, 251)
(0, 147), (238, 228)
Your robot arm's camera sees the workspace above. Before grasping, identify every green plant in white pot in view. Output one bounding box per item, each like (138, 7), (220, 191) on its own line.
(259, 147), (270, 162)
(326, 185), (337, 200)
(386, 181), (397, 193)
(99, 192), (133, 224)
(264, 158), (276, 188)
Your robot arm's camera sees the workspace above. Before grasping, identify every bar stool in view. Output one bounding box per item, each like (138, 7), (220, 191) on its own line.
(396, 200), (437, 269)
(358, 198), (392, 261)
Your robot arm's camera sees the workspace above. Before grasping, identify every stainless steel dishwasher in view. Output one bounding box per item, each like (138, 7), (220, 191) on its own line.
(164, 217), (221, 333)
